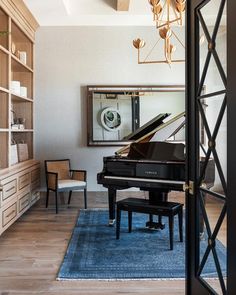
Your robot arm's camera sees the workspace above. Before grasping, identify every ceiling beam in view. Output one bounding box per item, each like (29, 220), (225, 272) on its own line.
(116, 0), (130, 11)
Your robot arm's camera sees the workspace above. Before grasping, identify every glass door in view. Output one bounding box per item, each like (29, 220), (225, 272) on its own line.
(186, 0), (227, 294)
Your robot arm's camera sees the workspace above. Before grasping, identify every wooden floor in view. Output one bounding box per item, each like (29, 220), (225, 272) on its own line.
(0, 191), (226, 295)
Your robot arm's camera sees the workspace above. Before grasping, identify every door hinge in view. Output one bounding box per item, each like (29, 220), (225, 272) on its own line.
(183, 181), (194, 195)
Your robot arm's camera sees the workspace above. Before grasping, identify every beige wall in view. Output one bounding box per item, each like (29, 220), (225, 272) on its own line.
(34, 26), (185, 191)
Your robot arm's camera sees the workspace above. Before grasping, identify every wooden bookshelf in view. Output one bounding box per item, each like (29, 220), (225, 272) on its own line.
(0, 0), (40, 235)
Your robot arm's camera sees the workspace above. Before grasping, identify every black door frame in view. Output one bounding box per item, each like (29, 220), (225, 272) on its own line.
(186, 0), (236, 294)
(186, 1), (203, 292)
(227, 0), (236, 293)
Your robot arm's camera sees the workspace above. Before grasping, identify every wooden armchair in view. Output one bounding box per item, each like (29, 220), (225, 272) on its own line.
(45, 159), (87, 213)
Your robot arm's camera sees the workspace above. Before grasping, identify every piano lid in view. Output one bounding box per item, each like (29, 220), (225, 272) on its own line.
(116, 112), (185, 156)
(128, 141), (185, 161)
(123, 113), (170, 141)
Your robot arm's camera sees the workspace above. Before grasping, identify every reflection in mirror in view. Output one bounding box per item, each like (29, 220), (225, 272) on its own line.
(87, 86), (185, 146)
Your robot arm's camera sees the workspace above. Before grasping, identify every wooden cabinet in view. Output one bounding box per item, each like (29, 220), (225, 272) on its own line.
(0, 0), (39, 235)
(0, 160), (40, 234)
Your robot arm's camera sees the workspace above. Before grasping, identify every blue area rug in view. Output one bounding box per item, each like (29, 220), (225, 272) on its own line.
(57, 209), (226, 280)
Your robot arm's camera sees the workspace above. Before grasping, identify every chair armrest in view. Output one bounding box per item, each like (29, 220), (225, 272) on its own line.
(70, 170), (87, 182)
(46, 172), (58, 190)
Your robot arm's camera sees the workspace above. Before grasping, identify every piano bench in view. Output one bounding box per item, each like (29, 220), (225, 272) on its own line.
(116, 197), (183, 250)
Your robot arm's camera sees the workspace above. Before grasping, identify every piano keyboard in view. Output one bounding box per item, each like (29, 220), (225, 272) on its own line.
(104, 175), (185, 186)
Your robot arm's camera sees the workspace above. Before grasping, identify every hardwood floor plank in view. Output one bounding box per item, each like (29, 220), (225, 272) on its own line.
(0, 191), (225, 294)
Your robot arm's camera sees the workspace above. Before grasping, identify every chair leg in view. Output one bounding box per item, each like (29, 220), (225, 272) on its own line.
(128, 211), (132, 233)
(46, 189), (49, 208)
(55, 191), (58, 214)
(178, 208), (183, 242)
(84, 188), (87, 209)
(68, 190), (72, 204)
(169, 215), (174, 250)
(116, 206), (121, 240)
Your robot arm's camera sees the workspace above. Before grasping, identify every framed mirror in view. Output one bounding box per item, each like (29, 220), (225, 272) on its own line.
(87, 85), (185, 146)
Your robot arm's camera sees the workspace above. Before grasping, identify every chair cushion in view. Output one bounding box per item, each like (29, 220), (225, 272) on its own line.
(58, 179), (86, 190)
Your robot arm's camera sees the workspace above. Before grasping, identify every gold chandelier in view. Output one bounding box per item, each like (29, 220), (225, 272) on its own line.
(133, 0), (185, 65)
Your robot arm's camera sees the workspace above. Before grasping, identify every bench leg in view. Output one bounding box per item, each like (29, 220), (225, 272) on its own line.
(178, 208), (183, 242)
(149, 214), (153, 223)
(128, 211), (132, 233)
(116, 207), (121, 240)
(169, 215), (174, 250)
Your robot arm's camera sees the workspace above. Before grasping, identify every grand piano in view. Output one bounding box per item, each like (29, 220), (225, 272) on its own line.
(97, 112), (215, 227)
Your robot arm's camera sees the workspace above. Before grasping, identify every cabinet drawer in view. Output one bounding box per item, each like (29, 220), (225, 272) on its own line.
(2, 202), (17, 227)
(31, 179), (40, 192)
(2, 179), (17, 202)
(31, 168), (40, 183)
(19, 192), (30, 212)
(19, 172), (30, 190)
(31, 191), (40, 203)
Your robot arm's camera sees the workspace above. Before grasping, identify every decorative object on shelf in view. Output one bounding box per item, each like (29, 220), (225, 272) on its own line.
(11, 81), (27, 98)
(11, 124), (24, 130)
(11, 107), (26, 130)
(100, 107), (122, 132)
(18, 117), (26, 126)
(16, 50), (20, 59)
(17, 141), (29, 162)
(0, 31), (8, 36)
(133, 0), (185, 65)
(10, 140), (18, 165)
(11, 42), (16, 54)
(19, 51), (27, 64)
(20, 86), (27, 97)
(10, 80), (21, 95)
(10, 104), (15, 126)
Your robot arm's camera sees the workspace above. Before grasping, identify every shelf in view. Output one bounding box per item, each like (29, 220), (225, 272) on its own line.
(11, 21), (33, 69)
(0, 86), (9, 93)
(0, 44), (9, 54)
(11, 93), (33, 102)
(11, 100), (33, 130)
(11, 70), (33, 99)
(0, 128), (9, 132)
(11, 55), (33, 72)
(11, 132), (33, 160)
(11, 129), (33, 132)
(0, 2), (36, 170)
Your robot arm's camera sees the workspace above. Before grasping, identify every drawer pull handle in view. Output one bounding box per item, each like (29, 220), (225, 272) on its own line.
(6, 187), (15, 193)
(6, 210), (15, 218)
(21, 199), (29, 206)
(21, 178), (29, 183)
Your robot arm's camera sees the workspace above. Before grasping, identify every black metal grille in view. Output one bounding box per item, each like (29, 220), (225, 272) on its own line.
(195, 0), (227, 294)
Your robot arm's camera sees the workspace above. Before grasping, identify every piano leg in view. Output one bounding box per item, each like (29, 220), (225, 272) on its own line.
(145, 190), (169, 230)
(108, 188), (116, 226)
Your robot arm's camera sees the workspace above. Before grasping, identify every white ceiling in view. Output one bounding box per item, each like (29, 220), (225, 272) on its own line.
(23, 0), (153, 26)
(23, 0), (226, 27)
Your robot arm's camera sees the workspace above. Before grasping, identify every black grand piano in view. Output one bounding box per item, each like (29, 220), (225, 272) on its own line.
(97, 112), (215, 227)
